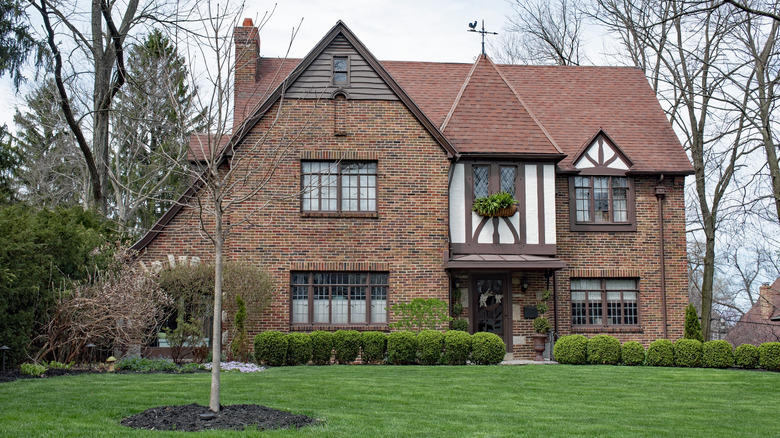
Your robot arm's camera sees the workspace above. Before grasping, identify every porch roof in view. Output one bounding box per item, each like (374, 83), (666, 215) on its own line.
(444, 254), (567, 270)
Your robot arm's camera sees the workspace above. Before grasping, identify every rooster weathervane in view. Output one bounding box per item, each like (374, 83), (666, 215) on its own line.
(467, 20), (498, 56)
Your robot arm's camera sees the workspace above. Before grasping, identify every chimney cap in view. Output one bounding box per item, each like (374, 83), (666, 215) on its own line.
(242, 18), (254, 27)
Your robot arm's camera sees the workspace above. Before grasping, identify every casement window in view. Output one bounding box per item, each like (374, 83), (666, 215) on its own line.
(301, 161), (377, 212)
(332, 56), (349, 85)
(472, 164), (517, 198)
(291, 272), (388, 325)
(571, 278), (639, 327)
(570, 176), (635, 231)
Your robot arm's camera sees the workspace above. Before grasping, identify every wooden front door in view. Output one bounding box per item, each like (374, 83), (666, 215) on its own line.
(471, 273), (512, 352)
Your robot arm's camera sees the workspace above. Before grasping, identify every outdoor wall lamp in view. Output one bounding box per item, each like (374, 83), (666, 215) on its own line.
(521, 278), (530, 293)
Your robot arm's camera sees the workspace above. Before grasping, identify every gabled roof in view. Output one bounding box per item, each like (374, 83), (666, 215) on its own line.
(440, 55), (562, 157)
(725, 278), (780, 346)
(572, 129), (634, 174)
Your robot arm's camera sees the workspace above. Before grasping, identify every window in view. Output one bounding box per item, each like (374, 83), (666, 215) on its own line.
(332, 56), (348, 85)
(302, 161), (377, 212)
(472, 163), (518, 199)
(571, 278), (638, 327)
(291, 272), (388, 325)
(571, 176), (634, 231)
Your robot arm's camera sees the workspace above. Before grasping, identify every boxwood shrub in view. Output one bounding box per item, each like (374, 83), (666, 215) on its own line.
(587, 335), (621, 365)
(309, 330), (334, 365)
(553, 335), (588, 365)
(387, 331), (418, 365)
(442, 330), (472, 365)
(646, 339), (674, 367)
(471, 332), (505, 365)
(451, 319), (468, 332)
(254, 330), (287, 366)
(621, 341), (645, 366)
(735, 344), (760, 369)
(674, 339), (702, 368)
(286, 333), (312, 366)
(417, 330), (445, 365)
(333, 330), (361, 364)
(360, 331), (387, 364)
(759, 342), (780, 371)
(702, 340), (733, 369)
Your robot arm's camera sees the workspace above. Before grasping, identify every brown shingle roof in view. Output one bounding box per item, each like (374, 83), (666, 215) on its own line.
(724, 278), (780, 346)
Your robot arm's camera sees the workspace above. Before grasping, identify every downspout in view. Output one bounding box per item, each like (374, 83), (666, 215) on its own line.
(552, 271), (558, 362)
(655, 175), (668, 339)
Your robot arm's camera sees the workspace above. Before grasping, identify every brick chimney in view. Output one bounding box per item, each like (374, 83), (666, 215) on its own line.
(759, 282), (774, 320)
(234, 18), (261, 127)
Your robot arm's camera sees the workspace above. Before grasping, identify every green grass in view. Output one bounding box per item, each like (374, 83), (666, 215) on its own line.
(0, 365), (777, 437)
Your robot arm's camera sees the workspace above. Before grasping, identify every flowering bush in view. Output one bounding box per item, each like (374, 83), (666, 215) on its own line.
(204, 361), (264, 373)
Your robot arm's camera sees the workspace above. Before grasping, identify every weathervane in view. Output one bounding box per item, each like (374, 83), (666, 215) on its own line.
(467, 20), (498, 57)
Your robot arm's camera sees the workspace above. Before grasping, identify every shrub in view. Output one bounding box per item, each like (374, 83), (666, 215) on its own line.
(20, 363), (47, 377)
(673, 339), (702, 367)
(621, 341), (645, 366)
(389, 298), (452, 332)
(442, 330), (472, 365)
(360, 332), (387, 364)
(759, 342), (780, 371)
(116, 356), (177, 372)
(702, 340), (733, 369)
(286, 333), (312, 366)
(309, 331), (333, 365)
(417, 330), (445, 365)
(44, 361), (72, 370)
(164, 316), (204, 365)
(229, 294), (250, 362)
(683, 303), (704, 342)
(253, 331), (287, 366)
(587, 335), (621, 365)
(735, 344), (760, 369)
(387, 331), (418, 365)
(451, 319), (468, 332)
(532, 317), (551, 334)
(471, 332), (505, 365)
(646, 339), (674, 367)
(178, 363), (206, 373)
(332, 330), (361, 364)
(553, 335), (588, 365)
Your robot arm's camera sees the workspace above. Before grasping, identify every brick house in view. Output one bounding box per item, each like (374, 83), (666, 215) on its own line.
(724, 278), (780, 346)
(132, 20), (693, 360)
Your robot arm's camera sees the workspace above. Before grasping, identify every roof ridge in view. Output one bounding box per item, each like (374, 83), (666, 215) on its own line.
(487, 56), (563, 155)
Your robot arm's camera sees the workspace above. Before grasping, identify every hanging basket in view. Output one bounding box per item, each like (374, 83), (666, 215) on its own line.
(478, 204), (517, 217)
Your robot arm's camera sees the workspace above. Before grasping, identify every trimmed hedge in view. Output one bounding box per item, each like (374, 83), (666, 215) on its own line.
(387, 331), (418, 365)
(674, 339), (702, 368)
(417, 330), (445, 365)
(310, 331), (334, 365)
(333, 330), (361, 364)
(286, 333), (312, 366)
(587, 335), (621, 365)
(451, 319), (468, 332)
(254, 331), (287, 366)
(360, 331), (387, 364)
(759, 342), (780, 371)
(702, 340), (733, 369)
(553, 335), (588, 365)
(646, 339), (674, 367)
(621, 341), (645, 366)
(442, 330), (472, 365)
(471, 332), (505, 365)
(735, 344), (760, 369)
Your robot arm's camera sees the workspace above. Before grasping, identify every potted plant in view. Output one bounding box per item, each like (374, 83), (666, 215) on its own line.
(472, 192), (519, 217)
(530, 289), (552, 361)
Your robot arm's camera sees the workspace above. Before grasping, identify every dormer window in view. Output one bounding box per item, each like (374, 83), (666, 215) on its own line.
(333, 56), (349, 85)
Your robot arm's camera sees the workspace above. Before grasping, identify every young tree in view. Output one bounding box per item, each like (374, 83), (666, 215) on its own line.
(684, 303), (705, 341)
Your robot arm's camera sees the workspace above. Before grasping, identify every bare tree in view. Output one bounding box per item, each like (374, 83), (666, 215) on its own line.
(500, 0), (586, 65)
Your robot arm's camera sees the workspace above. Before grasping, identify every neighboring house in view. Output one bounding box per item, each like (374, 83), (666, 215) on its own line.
(725, 279), (780, 346)
(132, 20), (693, 359)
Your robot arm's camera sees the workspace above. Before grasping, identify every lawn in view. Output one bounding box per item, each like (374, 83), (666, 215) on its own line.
(0, 365), (776, 437)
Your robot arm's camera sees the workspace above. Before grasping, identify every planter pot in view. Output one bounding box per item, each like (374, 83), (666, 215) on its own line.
(476, 205), (517, 218)
(530, 333), (548, 362)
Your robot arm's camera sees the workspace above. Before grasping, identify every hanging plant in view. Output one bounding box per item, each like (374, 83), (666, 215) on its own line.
(472, 192), (519, 217)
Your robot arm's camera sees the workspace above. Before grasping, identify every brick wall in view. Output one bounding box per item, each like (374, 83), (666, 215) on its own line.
(137, 98), (451, 340)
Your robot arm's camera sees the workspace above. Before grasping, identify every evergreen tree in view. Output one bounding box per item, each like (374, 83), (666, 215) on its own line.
(0, 125), (19, 204)
(684, 303), (704, 342)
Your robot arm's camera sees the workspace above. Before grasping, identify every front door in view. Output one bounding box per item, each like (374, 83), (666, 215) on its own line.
(471, 274), (512, 352)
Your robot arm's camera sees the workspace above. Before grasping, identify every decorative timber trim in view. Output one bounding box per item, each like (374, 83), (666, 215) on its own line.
(300, 150), (378, 161)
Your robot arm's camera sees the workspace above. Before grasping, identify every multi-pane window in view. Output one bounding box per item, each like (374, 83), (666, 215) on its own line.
(472, 164), (517, 198)
(574, 176), (629, 223)
(291, 272), (388, 325)
(473, 166), (489, 199)
(301, 161), (377, 212)
(500, 166), (516, 196)
(333, 56), (348, 85)
(571, 278), (638, 326)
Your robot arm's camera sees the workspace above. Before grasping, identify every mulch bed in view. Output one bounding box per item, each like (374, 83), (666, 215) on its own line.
(0, 368), (96, 383)
(120, 403), (320, 432)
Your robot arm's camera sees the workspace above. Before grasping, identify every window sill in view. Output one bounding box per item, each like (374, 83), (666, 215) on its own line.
(290, 324), (389, 332)
(300, 211), (379, 219)
(572, 326), (644, 334)
(570, 222), (636, 232)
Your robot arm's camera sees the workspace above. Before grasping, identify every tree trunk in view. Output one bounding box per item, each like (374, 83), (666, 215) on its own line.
(700, 228), (716, 341)
(210, 213), (223, 412)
